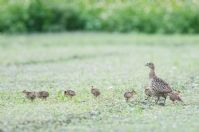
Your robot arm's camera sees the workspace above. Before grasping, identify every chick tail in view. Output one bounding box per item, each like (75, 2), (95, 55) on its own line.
(178, 97), (183, 103)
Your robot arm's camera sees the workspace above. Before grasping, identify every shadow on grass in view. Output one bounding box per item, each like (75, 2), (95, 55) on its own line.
(6, 52), (122, 66)
(12, 112), (101, 130)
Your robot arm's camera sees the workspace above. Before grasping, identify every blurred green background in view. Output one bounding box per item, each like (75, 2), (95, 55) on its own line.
(0, 0), (199, 33)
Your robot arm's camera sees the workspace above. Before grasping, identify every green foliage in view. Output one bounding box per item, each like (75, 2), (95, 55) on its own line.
(0, 0), (199, 33)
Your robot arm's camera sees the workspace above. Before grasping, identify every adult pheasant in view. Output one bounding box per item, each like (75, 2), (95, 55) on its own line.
(145, 62), (172, 104)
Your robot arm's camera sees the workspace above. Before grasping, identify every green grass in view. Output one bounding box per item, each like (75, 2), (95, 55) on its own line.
(0, 32), (199, 132)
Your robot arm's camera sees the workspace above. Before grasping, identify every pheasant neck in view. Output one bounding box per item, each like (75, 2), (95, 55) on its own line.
(149, 68), (156, 79)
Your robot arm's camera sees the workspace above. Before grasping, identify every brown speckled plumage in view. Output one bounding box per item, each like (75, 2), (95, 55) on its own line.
(144, 85), (154, 100)
(146, 62), (172, 104)
(64, 90), (76, 98)
(36, 91), (49, 100)
(169, 91), (183, 103)
(124, 90), (136, 102)
(22, 90), (36, 102)
(91, 86), (100, 97)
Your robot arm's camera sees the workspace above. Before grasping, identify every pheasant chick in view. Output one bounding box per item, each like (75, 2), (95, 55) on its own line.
(124, 90), (136, 102)
(91, 86), (100, 97)
(64, 90), (76, 98)
(22, 90), (36, 102)
(36, 91), (49, 100)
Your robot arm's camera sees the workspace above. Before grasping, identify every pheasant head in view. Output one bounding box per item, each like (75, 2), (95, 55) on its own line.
(145, 62), (156, 79)
(145, 62), (155, 70)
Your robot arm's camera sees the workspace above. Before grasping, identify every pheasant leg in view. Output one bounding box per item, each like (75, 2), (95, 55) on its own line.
(155, 96), (160, 104)
(163, 96), (167, 104)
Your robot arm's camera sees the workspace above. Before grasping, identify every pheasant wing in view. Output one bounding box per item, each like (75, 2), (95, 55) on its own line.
(154, 77), (172, 93)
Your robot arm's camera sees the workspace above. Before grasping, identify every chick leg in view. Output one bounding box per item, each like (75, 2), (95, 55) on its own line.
(163, 96), (167, 104)
(155, 96), (160, 104)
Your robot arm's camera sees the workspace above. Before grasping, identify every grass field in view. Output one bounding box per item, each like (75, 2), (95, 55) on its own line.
(0, 33), (199, 132)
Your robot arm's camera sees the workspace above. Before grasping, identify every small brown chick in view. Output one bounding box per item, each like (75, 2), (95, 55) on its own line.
(22, 90), (36, 102)
(168, 91), (183, 103)
(64, 90), (76, 98)
(144, 85), (154, 100)
(36, 91), (49, 100)
(91, 86), (100, 97)
(124, 90), (136, 102)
